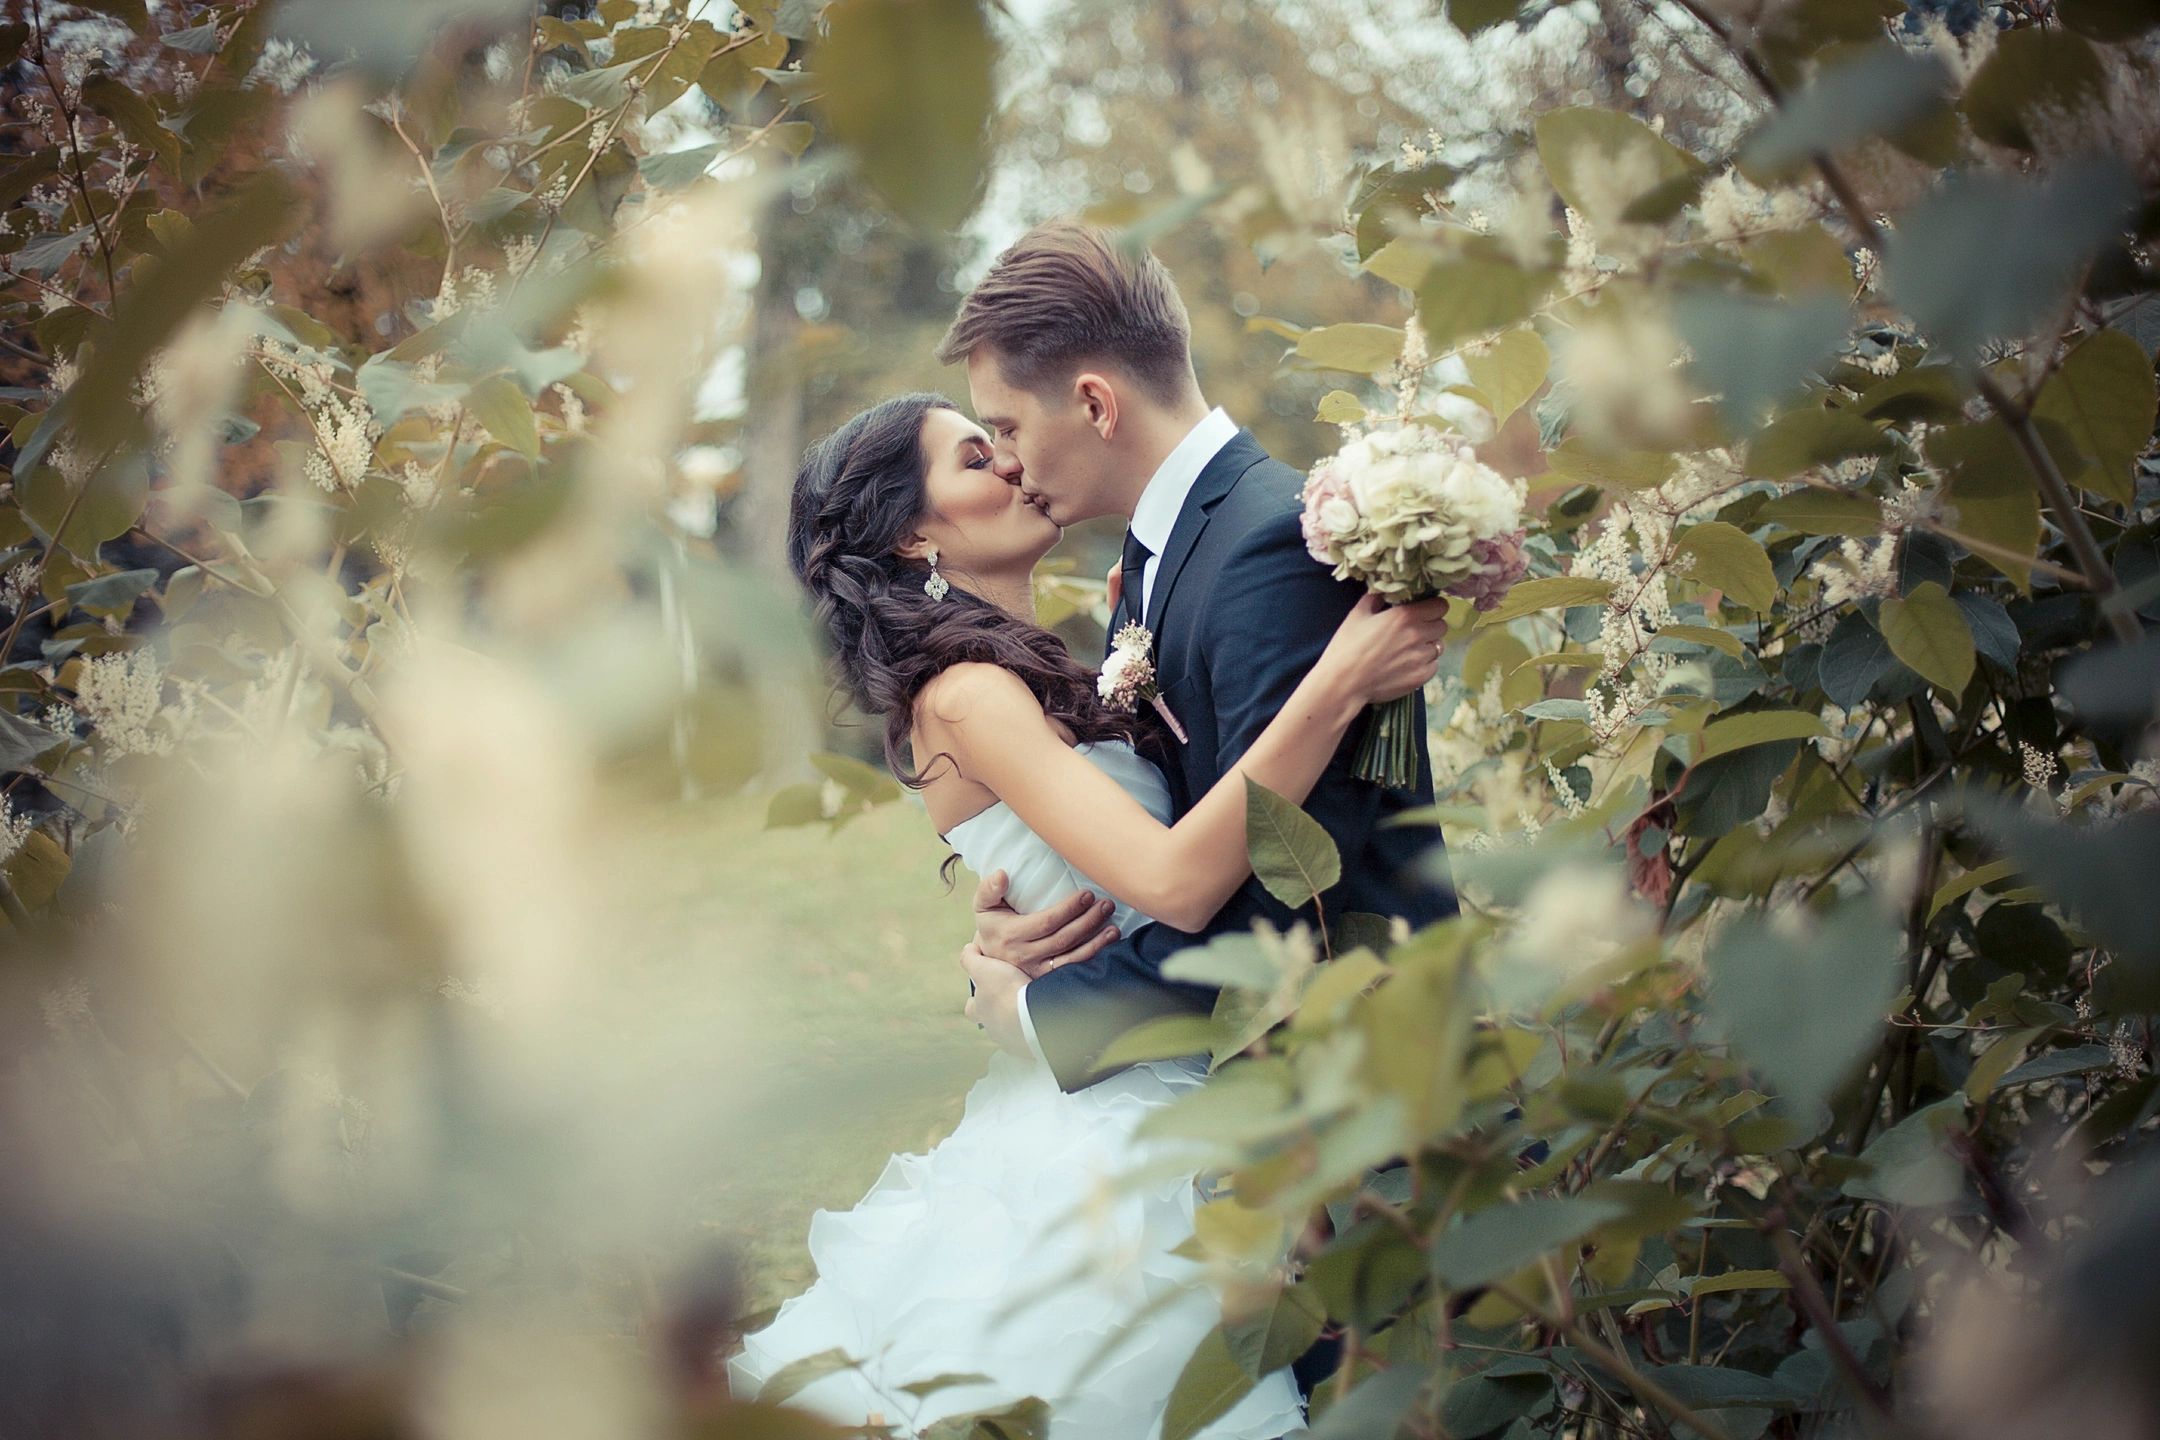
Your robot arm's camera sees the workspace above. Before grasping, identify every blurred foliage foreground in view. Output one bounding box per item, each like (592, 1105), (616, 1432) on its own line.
(4, 1), (2160, 1439)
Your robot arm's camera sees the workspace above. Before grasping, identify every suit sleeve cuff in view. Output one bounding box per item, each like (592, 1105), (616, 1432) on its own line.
(1014, 981), (1049, 1067)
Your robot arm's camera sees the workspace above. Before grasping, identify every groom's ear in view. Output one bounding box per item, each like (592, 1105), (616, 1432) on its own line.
(1073, 371), (1119, 441)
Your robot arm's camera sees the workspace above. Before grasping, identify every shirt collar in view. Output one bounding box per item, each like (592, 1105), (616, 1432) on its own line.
(1128, 406), (1236, 556)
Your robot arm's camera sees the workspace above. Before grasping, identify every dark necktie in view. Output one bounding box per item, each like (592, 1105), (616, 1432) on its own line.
(1117, 528), (1152, 632)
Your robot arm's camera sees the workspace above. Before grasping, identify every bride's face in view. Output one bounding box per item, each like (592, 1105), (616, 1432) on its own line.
(908, 405), (1061, 583)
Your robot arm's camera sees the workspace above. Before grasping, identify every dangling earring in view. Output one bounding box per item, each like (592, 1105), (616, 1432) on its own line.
(923, 545), (950, 602)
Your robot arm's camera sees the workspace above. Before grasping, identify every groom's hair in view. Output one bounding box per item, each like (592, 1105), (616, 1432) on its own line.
(936, 219), (1194, 403)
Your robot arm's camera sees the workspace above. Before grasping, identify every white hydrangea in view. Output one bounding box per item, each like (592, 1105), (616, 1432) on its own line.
(1302, 424), (1527, 604)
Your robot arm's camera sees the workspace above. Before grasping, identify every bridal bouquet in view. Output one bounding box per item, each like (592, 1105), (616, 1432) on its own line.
(1300, 423), (1529, 788)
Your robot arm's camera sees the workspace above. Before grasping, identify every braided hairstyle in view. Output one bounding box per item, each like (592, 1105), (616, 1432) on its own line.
(786, 392), (1138, 787)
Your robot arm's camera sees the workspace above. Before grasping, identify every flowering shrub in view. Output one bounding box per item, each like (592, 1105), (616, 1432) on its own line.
(1104, 4), (2160, 1436)
(2, 0), (2156, 1438)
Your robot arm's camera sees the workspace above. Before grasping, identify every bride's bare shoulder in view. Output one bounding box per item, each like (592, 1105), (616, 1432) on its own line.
(913, 662), (1043, 732)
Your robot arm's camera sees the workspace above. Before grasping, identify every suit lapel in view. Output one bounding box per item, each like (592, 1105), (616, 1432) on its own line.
(1142, 430), (1267, 638)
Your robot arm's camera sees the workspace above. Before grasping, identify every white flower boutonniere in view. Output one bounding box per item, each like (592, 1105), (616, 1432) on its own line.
(1098, 622), (1188, 743)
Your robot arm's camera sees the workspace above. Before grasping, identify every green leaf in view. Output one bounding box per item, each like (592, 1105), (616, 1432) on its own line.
(1415, 257), (1550, 351)
(1473, 575), (1613, 626)
(1998, 1044), (2113, 1087)
(18, 448), (152, 558)
(1741, 225), (1857, 298)
(1962, 27), (2108, 152)
(0, 706), (66, 773)
(2031, 328), (2155, 506)
(1676, 736), (1800, 838)
(1738, 44), (1953, 179)
(636, 140), (723, 190)
(1884, 156), (2139, 367)
(1697, 709), (1829, 760)
(1754, 488), (1883, 537)
(1816, 610), (1897, 708)
(756, 1346), (862, 1405)
(1429, 1195), (1629, 1289)
(1361, 238), (1434, 290)
(1245, 777), (1341, 909)
(1544, 440), (1673, 491)
(1306, 1364), (1426, 1440)
(1439, 1372), (1551, 1437)
(815, 0), (994, 230)
(1964, 1025), (2047, 1103)
(1161, 1326), (1258, 1440)
(1095, 1014), (1219, 1069)
(1879, 581), (1975, 693)
(763, 782), (824, 830)
(1707, 904), (1900, 1120)
(1461, 328), (1550, 424)
(2060, 0), (2160, 40)
(1294, 323), (1404, 376)
(1222, 1284), (1326, 1380)
(1316, 389), (1366, 424)
(1929, 858), (2019, 920)
(1535, 108), (1705, 218)
(808, 750), (902, 805)
(63, 568), (159, 611)
(1656, 622), (1745, 657)
(1845, 1096), (1968, 1206)
(1446, 0), (1521, 35)
(1674, 521), (1777, 611)
(1162, 933), (1278, 991)
(466, 374), (539, 458)
(1931, 419), (2041, 590)
(1685, 1269), (1791, 1297)
(1675, 291), (1852, 431)
(1743, 406), (1889, 480)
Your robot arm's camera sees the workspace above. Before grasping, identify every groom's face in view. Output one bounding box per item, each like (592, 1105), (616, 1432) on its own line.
(965, 350), (1113, 528)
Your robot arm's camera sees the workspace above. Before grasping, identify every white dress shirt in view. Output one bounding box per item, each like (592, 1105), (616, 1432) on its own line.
(1013, 406), (1238, 1068)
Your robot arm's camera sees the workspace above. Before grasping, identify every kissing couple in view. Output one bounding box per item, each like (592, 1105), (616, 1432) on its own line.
(729, 219), (1457, 1438)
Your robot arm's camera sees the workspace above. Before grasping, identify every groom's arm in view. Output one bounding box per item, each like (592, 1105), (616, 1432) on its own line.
(1201, 499), (1392, 906)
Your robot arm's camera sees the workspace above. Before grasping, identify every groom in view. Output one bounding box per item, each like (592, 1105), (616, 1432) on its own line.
(944, 220), (1454, 1097)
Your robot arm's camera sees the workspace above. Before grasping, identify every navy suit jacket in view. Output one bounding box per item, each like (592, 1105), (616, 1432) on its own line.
(1024, 430), (1456, 1092)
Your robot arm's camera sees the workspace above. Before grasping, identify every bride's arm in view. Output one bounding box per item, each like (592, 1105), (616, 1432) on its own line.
(920, 594), (1450, 932)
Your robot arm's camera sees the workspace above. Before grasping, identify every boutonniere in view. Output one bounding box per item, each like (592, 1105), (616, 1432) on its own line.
(1098, 623), (1188, 744)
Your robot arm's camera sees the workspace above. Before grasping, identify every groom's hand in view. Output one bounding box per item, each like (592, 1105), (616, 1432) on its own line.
(971, 869), (1120, 980)
(959, 944), (1032, 1058)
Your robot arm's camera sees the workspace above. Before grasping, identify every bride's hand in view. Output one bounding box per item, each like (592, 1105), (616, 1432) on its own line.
(1317, 592), (1452, 704)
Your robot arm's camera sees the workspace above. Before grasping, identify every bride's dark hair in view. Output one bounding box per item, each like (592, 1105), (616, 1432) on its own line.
(786, 392), (1137, 786)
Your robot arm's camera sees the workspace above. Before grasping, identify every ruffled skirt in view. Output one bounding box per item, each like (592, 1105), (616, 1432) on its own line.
(726, 1049), (1306, 1439)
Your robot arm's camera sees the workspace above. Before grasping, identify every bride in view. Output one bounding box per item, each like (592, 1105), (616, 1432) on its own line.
(727, 392), (1449, 1438)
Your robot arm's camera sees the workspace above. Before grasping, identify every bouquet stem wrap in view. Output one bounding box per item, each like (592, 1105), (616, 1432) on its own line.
(1353, 692), (1420, 789)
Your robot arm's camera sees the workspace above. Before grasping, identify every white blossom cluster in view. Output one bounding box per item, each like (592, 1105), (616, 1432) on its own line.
(76, 650), (189, 758)
(1697, 169), (1818, 246)
(1570, 499), (1678, 685)
(246, 37), (317, 95)
(257, 337), (383, 493)
(1813, 537), (1898, 608)
(0, 795), (34, 867)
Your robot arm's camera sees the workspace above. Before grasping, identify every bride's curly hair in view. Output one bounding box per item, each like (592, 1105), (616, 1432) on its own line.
(786, 392), (1138, 787)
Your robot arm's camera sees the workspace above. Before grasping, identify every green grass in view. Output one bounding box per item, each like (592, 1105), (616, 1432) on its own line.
(601, 790), (986, 1311)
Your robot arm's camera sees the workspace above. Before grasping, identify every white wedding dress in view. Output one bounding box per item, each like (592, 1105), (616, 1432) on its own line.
(727, 740), (1306, 1439)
